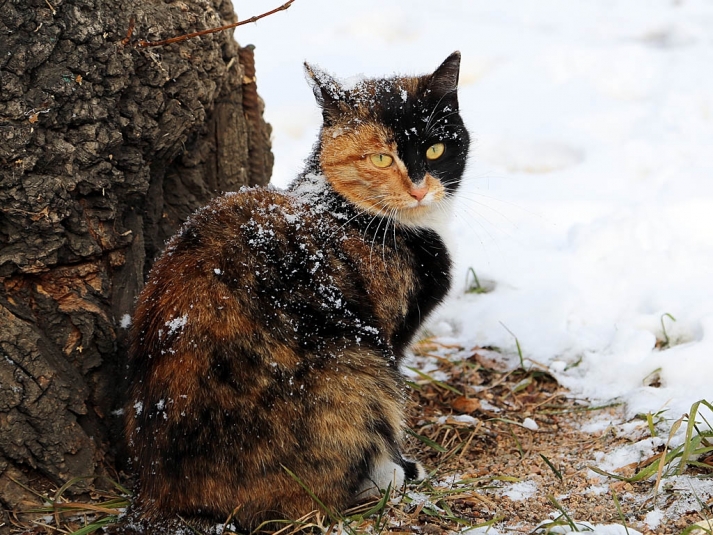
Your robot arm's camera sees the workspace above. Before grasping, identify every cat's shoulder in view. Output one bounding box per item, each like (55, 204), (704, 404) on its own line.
(167, 187), (298, 246)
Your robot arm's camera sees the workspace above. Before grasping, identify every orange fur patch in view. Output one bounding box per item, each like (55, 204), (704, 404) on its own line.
(320, 121), (447, 227)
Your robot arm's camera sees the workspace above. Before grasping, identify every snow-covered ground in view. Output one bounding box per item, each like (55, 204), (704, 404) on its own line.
(235, 0), (713, 489)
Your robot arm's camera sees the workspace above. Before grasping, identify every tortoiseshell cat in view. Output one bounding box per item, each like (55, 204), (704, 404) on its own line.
(125, 52), (469, 532)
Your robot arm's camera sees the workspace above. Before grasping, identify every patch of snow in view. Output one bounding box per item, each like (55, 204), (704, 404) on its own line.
(436, 473), (466, 487)
(501, 480), (538, 501)
(119, 314), (132, 329)
(544, 524), (642, 535)
(590, 436), (664, 477)
(585, 484), (610, 496)
(644, 508), (664, 530)
(522, 417), (539, 430)
(211, 523), (238, 535)
(657, 475), (713, 521)
(165, 314), (188, 335)
(580, 415), (616, 434)
(405, 490), (441, 511)
(479, 400), (501, 413)
(341, 73), (367, 91)
(437, 414), (478, 425)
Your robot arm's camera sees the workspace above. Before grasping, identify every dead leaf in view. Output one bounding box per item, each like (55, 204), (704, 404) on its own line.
(451, 396), (481, 413)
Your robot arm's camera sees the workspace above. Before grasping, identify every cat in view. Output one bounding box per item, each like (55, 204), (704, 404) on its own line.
(124, 51), (470, 532)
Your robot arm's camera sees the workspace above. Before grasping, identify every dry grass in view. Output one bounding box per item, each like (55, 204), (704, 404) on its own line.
(397, 340), (713, 534)
(7, 339), (713, 534)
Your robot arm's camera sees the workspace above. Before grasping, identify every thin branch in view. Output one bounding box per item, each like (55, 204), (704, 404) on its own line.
(44, 0), (57, 15)
(121, 16), (135, 47)
(126, 0), (294, 49)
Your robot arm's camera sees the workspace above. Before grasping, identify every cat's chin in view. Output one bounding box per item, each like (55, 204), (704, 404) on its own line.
(391, 199), (453, 234)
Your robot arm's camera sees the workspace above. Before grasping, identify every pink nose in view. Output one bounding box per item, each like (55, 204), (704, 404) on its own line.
(409, 186), (429, 202)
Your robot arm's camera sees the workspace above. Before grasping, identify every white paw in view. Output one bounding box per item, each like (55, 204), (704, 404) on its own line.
(356, 453), (405, 499)
(405, 458), (427, 482)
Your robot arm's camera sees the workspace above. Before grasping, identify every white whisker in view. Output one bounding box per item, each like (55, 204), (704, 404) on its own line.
(423, 88), (458, 133)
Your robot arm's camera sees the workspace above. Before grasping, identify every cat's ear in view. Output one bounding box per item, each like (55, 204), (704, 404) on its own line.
(427, 51), (461, 102)
(304, 62), (344, 125)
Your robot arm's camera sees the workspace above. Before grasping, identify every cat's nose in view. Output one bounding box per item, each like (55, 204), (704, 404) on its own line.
(409, 186), (429, 202)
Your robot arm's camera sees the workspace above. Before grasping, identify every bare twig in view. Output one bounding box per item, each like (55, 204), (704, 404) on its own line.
(121, 16), (135, 47)
(125, 0), (294, 48)
(44, 0), (57, 15)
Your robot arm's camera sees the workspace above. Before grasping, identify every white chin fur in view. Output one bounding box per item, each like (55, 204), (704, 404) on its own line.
(394, 197), (453, 236)
(356, 453), (405, 500)
(393, 198), (456, 258)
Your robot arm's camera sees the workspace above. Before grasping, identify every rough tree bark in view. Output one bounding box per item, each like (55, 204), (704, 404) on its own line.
(0, 0), (273, 525)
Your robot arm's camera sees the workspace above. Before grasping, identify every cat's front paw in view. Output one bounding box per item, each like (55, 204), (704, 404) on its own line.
(401, 458), (427, 482)
(359, 452), (405, 496)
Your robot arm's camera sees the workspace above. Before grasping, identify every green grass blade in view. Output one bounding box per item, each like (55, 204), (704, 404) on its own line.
(646, 412), (657, 438)
(499, 322), (526, 370)
(547, 495), (577, 531)
(611, 491), (630, 535)
(405, 367), (463, 395)
(679, 401), (701, 474)
(406, 428), (448, 453)
(69, 516), (119, 535)
(540, 454), (563, 482)
(282, 465), (339, 523)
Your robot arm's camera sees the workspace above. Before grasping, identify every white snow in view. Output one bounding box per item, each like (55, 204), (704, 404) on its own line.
(437, 414), (479, 426)
(538, 524), (642, 535)
(119, 314), (131, 329)
(521, 417), (539, 430)
(501, 480), (538, 501)
(589, 437), (664, 475)
(644, 508), (664, 530)
(165, 314), (188, 335)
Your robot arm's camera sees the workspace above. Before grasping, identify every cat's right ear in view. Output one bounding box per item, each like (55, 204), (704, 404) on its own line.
(426, 51), (462, 105)
(304, 62), (343, 125)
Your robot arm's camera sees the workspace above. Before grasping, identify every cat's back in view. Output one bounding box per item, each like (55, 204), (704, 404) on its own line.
(127, 182), (415, 399)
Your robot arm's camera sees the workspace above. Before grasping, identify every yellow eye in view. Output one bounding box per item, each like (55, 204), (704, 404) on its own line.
(369, 153), (393, 168)
(426, 142), (445, 160)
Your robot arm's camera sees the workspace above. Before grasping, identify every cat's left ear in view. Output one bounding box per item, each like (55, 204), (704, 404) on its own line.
(304, 62), (344, 125)
(427, 51), (462, 103)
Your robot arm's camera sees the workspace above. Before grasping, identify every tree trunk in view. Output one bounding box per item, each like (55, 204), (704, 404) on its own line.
(0, 0), (273, 523)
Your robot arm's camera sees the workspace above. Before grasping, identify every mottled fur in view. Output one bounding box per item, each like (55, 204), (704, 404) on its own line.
(126, 52), (470, 532)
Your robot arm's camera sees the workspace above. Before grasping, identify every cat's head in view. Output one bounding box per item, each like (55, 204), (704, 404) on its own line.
(305, 52), (469, 229)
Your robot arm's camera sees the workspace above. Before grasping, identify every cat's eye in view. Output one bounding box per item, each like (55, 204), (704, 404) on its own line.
(369, 153), (394, 168)
(426, 142), (445, 160)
